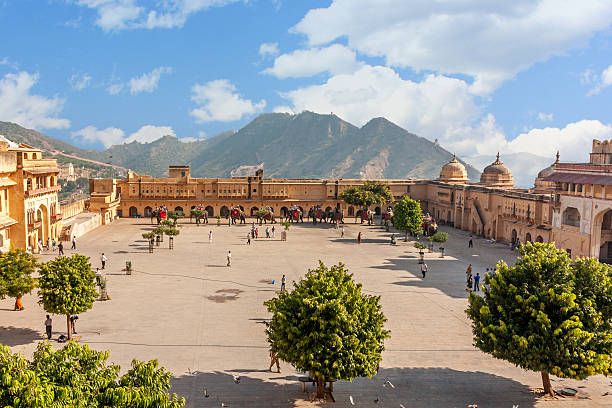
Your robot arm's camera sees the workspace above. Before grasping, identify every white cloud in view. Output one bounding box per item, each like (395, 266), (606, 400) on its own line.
(71, 124), (175, 147)
(76, 0), (243, 31)
(124, 125), (175, 143)
(180, 131), (208, 143)
(69, 73), (92, 91)
(259, 42), (279, 58)
(505, 120), (612, 162)
(588, 64), (612, 95)
(273, 105), (294, 114)
(0, 71), (70, 130)
(190, 79), (266, 123)
(292, 0), (612, 93)
(538, 112), (553, 122)
(128, 66), (172, 94)
(279, 64), (479, 142)
(107, 83), (124, 95)
(263, 44), (361, 79)
(72, 125), (125, 148)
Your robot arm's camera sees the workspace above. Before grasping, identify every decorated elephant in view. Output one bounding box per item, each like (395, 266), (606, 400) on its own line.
(287, 206), (303, 223)
(190, 206), (209, 224)
(230, 206), (246, 224)
(256, 206), (275, 224)
(360, 208), (374, 225)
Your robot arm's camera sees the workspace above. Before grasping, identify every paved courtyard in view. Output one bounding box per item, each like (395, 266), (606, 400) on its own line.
(2, 218), (611, 407)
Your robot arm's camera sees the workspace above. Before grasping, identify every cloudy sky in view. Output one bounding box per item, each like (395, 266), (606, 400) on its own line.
(1, 0), (612, 164)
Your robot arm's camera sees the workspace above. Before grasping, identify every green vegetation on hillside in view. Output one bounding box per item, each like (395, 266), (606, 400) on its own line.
(1, 114), (480, 180)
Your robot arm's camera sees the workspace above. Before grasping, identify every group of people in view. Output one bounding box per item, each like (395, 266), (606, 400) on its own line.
(246, 224), (275, 244)
(34, 235), (76, 255)
(465, 264), (496, 292)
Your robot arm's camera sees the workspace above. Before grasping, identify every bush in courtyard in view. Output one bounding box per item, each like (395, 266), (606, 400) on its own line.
(466, 242), (612, 396)
(264, 261), (390, 398)
(0, 249), (38, 310)
(0, 342), (185, 407)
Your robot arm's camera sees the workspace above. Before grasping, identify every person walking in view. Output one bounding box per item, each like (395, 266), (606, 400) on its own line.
(58, 241), (64, 255)
(255, 228), (259, 239)
(47, 237), (51, 251)
(280, 274), (286, 292)
(271, 225), (275, 238)
(71, 236), (77, 250)
(466, 264), (472, 284)
(421, 262), (428, 279)
(468, 234), (473, 248)
(247, 233), (251, 245)
(269, 350), (280, 373)
(266, 227), (270, 238)
(70, 315), (78, 334)
(209, 230), (213, 244)
(466, 274), (473, 292)
(45, 315), (52, 340)
(227, 250), (231, 267)
(341, 226), (345, 238)
(357, 231), (362, 244)
(474, 273), (481, 291)
(52, 238), (56, 251)
(101, 253), (107, 270)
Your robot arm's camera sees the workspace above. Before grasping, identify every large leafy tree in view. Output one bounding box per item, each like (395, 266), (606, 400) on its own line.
(0, 342), (185, 408)
(264, 261), (390, 397)
(393, 196), (424, 241)
(0, 249), (38, 310)
(340, 181), (393, 209)
(467, 243), (612, 396)
(38, 254), (98, 340)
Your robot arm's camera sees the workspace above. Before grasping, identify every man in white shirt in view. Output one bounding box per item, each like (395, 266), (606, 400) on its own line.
(227, 250), (231, 267)
(101, 253), (107, 269)
(209, 230), (213, 244)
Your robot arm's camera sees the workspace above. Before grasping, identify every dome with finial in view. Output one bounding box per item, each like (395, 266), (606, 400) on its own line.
(439, 154), (468, 183)
(480, 153), (513, 187)
(534, 151), (559, 190)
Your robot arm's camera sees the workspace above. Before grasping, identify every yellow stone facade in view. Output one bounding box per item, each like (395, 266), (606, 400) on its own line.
(89, 140), (612, 262)
(0, 136), (63, 252)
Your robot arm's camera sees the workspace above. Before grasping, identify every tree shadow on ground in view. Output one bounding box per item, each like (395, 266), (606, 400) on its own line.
(172, 370), (306, 408)
(373, 255), (471, 299)
(170, 367), (537, 407)
(0, 326), (42, 346)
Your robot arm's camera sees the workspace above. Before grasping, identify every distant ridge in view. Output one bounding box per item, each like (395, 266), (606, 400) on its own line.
(0, 112), (480, 180)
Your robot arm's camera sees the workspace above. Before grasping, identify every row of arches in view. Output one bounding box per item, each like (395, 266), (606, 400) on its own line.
(510, 229), (544, 245)
(125, 204), (386, 219)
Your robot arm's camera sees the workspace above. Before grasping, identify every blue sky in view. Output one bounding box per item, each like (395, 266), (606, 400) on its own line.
(1, 0), (612, 167)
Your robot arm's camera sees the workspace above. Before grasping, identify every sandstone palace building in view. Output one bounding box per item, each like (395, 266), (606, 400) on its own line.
(89, 139), (612, 263)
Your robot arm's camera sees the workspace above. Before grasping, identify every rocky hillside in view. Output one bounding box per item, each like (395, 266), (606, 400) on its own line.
(0, 113), (479, 180)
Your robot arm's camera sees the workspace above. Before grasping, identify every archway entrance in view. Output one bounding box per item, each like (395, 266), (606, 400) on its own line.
(205, 206), (214, 216)
(144, 206), (152, 217)
(251, 206), (259, 216)
(129, 206), (138, 217)
(599, 210), (612, 264)
(525, 232), (532, 243)
(220, 206), (229, 217)
(37, 204), (48, 243)
(536, 236), (544, 243)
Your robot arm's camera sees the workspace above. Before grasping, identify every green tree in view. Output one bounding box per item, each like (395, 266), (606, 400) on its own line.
(0, 249), (38, 310)
(467, 243), (612, 396)
(264, 261), (390, 397)
(340, 181), (393, 210)
(164, 227), (180, 249)
(190, 209), (204, 224)
(0, 342), (185, 407)
(167, 211), (184, 225)
(393, 196), (423, 241)
(38, 255), (98, 340)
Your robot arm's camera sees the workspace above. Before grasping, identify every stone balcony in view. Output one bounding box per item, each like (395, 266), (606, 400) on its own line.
(24, 185), (61, 198)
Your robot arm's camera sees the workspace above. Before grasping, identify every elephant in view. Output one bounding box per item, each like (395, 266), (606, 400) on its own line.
(256, 206), (276, 225)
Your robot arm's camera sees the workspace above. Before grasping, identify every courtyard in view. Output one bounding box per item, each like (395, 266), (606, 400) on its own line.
(1, 218), (611, 407)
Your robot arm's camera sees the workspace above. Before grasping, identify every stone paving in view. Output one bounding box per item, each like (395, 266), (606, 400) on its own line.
(2, 218), (611, 407)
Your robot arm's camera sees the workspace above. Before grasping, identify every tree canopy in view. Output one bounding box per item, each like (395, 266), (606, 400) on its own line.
(0, 342), (185, 408)
(0, 249), (38, 306)
(340, 181), (393, 208)
(38, 254), (98, 340)
(393, 196), (423, 239)
(466, 242), (612, 396)
(264, 261), (390, 397)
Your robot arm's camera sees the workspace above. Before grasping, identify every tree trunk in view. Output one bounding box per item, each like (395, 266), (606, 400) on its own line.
(316, 376), (326, 398)
(404, 231), (408, 242)
(541, 371), (554, 397)
(66, 314), (72, 340)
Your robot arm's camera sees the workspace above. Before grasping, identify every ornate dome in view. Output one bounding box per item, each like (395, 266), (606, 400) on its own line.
(534, 151), (559, 190)
(480, 153), (513, 187)
(439, 154), (468, 183)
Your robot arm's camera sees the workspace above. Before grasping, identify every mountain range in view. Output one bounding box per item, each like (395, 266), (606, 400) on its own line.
(0, 112), (480, 181)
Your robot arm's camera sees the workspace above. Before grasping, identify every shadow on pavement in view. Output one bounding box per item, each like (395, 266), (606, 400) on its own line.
(0, 325), (42, 346)
(170, 367), (537, 408)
